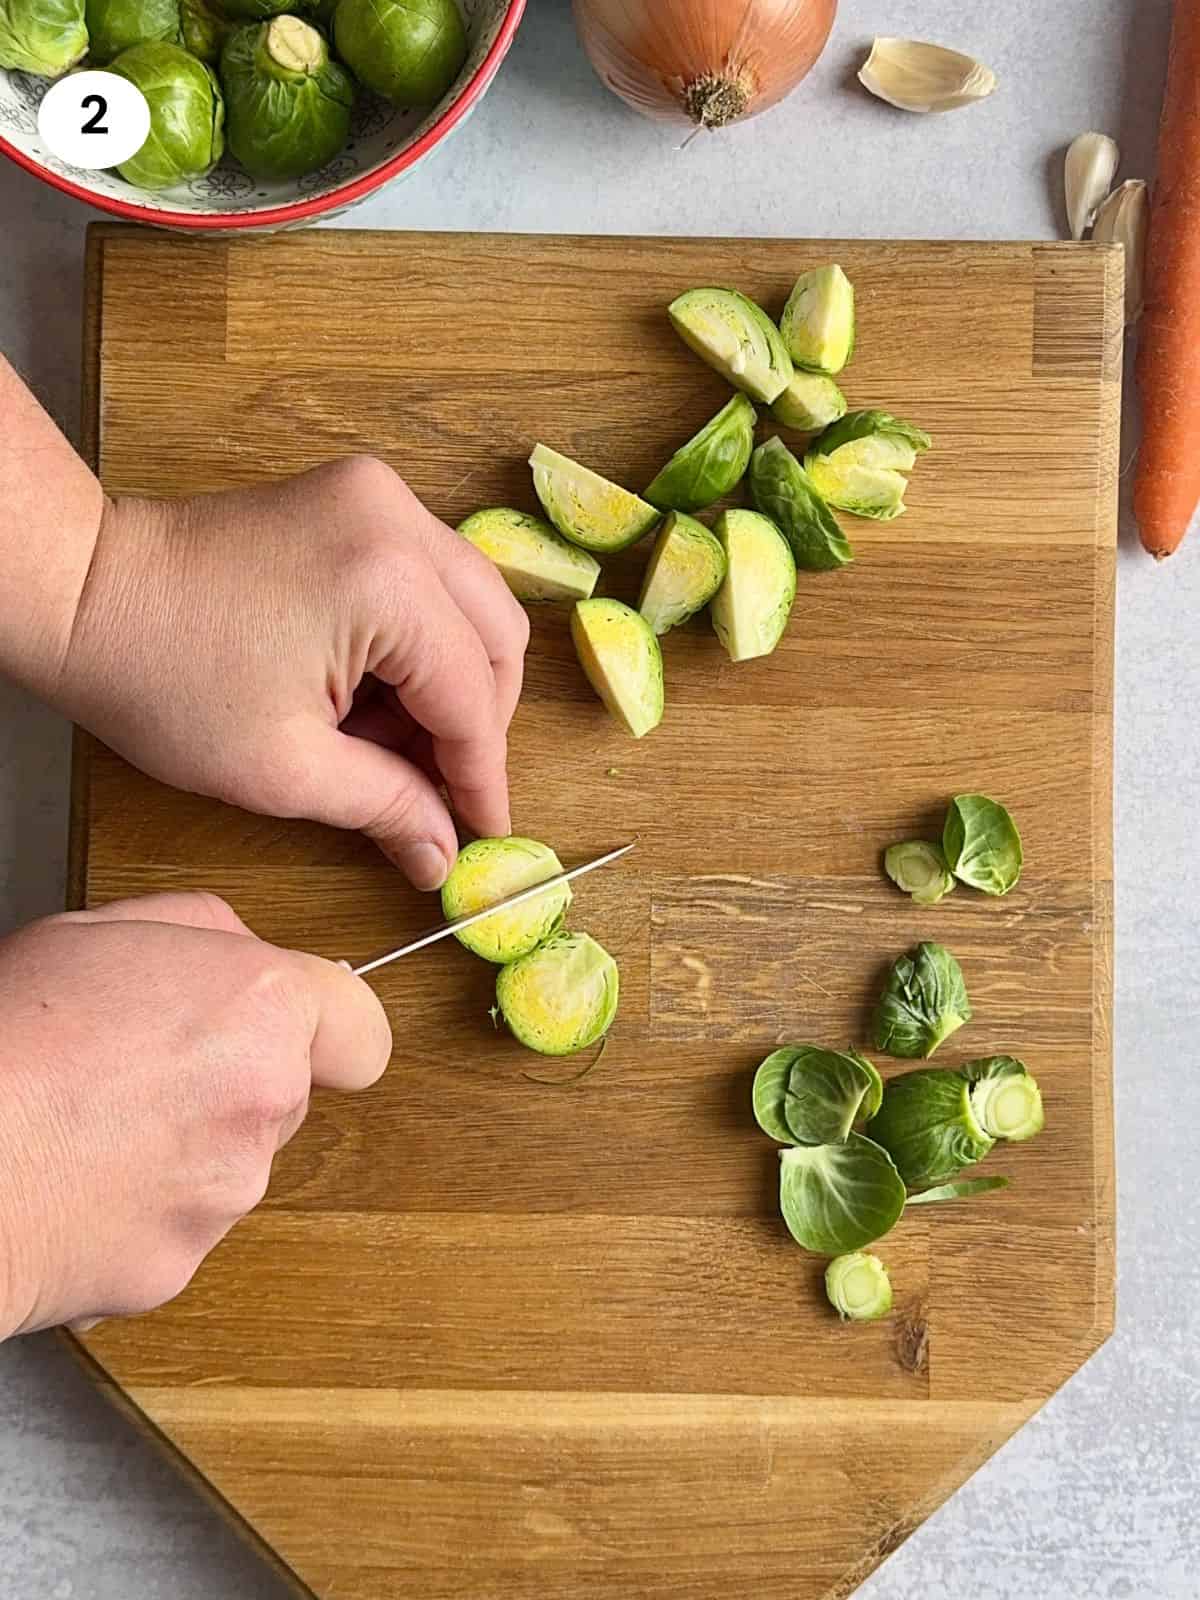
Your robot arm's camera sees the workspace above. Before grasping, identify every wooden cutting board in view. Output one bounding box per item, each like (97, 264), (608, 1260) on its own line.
(71, 225), (1119, 1600)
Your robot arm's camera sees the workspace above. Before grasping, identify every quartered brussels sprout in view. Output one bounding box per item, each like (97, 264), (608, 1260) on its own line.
(495, 929), (619, 1056)
(333, 0), (466, 106)
(644, 394), (757, 513)
(884, 840), (956, 905)
(771, 371), (847, 432)
(748, 436), (852, 571)
(752, 1044), (882, 1147)
(179, 0), (230, 59)
(571, 597), (664, 739)
(0, 0), (86, 76)
(710, 508), (796, 662)
(943, 794), (1023, 896)
(530, 444), (660, 554)
(778, 1134), (906, 1255)
(780, 264), (856, 375)
(869, 1057), (1043, 1189)
(221, 16), (352, 180)
(458, 507), (599, 603)
(86, 0), (178, 63)
(805, 409), (932, 520)
(825, 1252), (892, 1322)
(873, 940), (971, 1059)
(637, 511), (726, 635)
(441, 836), (571, 965)
(112, 42), (224, 189)
(667, 287), (794, 404)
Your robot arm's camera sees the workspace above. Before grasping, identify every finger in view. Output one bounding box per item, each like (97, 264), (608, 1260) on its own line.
(277, 949), (393, 1092)
(57, 892), (256, 937)
(340, 701), (447, 790)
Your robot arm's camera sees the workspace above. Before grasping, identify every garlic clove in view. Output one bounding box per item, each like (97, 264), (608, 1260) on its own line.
(1064, 131), (1120, 241)
(858, 37), (997, 115)
(1091, 178), (1149, 323)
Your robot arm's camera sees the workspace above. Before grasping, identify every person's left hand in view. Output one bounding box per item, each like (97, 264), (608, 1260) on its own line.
(51, 456), (530, 890)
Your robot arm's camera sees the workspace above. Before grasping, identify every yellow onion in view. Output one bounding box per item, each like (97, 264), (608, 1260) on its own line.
(573, 0), (837, 130)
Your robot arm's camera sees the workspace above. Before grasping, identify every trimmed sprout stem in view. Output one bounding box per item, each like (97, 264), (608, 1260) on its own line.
(970, 1072), (1044, 1142)
(825, 1252), (893, 1322)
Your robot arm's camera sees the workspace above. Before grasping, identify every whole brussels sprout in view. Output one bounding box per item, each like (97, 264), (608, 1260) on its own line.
(86, 0), (178, 62)
(0, 0), (87, 77)
(220, 15), (352, 181)
(179, 0), (231, 61)
(333, 0), (466, 107)
(111, 40), (224, 190)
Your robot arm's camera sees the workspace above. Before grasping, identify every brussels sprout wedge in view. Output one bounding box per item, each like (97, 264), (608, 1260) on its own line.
(0, 0), (86, 75)
(637, 512), (726, 635)
(86, 0), (180, 65)
(826, 1252), (892, 1321)
(333, 0), (466, 106)
(441, 836), (571, 965)
(221, 16), (353, 181)
(779, 1135), (906, 1255)
(748, 437), (853, 571)
(530, 444), (660, 554)
(780, 265), (856, 376)
(667, 287), (794, 404)
(771, 371), (848, 432)
(884, 840), (956, 904)
(805, 410), (932, 520)
(710, 509), (797, 662)
(496, 929), (619, 1056)
(943, 794), (1023, 896)
(571, 598), (665, 739)
(111, 42), (224, 189)
(458, 508), (599, 603)
(873, 941), (971, 1059)
(644, 394), (757, 512)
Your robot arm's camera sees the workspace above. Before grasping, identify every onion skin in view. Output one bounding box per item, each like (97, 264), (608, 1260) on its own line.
(573, 0), (838, 129)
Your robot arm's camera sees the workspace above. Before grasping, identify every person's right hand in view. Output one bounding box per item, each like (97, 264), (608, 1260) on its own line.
(0, 893), (391, 1339)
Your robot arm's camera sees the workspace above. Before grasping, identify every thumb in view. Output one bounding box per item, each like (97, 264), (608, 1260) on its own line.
(302, 728), (459, 891)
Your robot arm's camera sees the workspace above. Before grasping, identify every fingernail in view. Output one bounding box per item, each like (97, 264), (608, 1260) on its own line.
(399, 842), (449, 891)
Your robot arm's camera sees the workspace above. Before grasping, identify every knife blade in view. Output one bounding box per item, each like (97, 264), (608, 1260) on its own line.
(351, 840), (636, 978)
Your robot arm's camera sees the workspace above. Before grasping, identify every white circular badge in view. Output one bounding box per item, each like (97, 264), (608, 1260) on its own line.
(37, 71), (151, 171)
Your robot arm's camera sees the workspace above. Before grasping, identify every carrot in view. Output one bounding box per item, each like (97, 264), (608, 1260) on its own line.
(1135, 1), (1200, 557)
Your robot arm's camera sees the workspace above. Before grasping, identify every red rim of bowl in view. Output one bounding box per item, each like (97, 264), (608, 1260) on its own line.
(0, 0), (526, 230)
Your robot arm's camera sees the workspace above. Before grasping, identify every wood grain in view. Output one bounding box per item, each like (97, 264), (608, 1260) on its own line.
(71, 226), (1119, 1600)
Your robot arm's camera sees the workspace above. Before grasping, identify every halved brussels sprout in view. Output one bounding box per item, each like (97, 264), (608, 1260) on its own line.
(179, 0), (231, 59)
(667, 287), (794, 404)
(805, 410), (932, 521)
(458, 507), (599, 603)
(778, 1135), (906, 1255)
(637, 511), (726, 635)
(780, 264), (855, 375)
(825, 1252), (892, 1321)
(221, 16), (352, 181)
(530, 444), (660, 554)
(710, 508), (796, 662)
(571, 597), (664, 739)
(873, 941), (971, 1059)
(644, 394), (757, 513)
(748, 436), (852, 571)
(884, 840), (956, 905)
(112, 41), (224, 189)
(771, 371), (847, 432)
(943, 794), (1023, 896)
(441, 836), (571, 965)
(0, 0), (86, 75)
(86, 0), (178, 63)
(495, 929), (619, 1056)
(333, 0), (466, 106)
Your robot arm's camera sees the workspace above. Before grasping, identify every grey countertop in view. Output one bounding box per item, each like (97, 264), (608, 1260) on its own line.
(2, 1), (1198, 1595)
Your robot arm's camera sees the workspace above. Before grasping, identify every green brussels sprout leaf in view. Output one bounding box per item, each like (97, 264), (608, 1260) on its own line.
(710, 508), (796, 662)
(904, 1175), (1011, 1206)
(0, 0), (86, 76)
(825, 1251), (893, 1321)
(333, 0), (466, 106)
(571, 598), (665, 739)
(872, 941), (971, 1059)
(779, 264), (855, 376)
(751, 1048), (798, 1142)
(86, 0), (179, 64)
(530, 444), (660, 554)
(943, 794), (1023, 896)
(644, 394), (757, 512)
(779, 1134), (906, 1255)
(748, 436), (853, 571)
(441, 836), (571, 965)
(884, 840), (956, 904)
(783, 1045), (883, 1145)
(458, 507), (599, 603)
(111, 41), (224, 190)
(867, 1066), (993, 1187)
(771, 370), (847, 432)
(221, 16), (353, 181)
(496, 929), (619, 1056)
(667, 287), (794, 404)
(637, 511), (726, 635)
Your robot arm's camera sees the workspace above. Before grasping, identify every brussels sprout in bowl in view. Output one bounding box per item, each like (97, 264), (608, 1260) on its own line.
(0, 0), (524, 229)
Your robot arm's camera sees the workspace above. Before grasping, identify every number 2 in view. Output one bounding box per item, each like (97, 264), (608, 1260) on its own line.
(81, 94), (108, 135)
